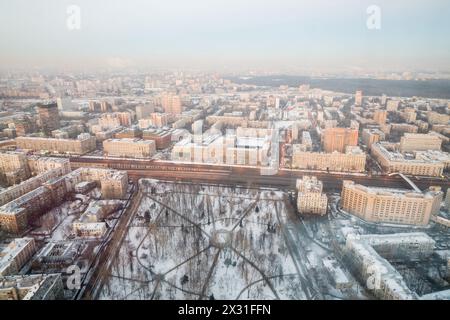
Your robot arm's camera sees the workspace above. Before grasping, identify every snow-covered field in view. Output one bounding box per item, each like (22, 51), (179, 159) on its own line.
(99, 180), (320, 300)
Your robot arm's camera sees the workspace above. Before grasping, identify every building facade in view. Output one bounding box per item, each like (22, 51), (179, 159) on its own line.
(16, 134), (96, 155)
(371, 142), (445, 177)
(0, 238), (36, 276)
(322, 127), (359, 153)
(296, 176), (328, 215)
(399, 133), (442, 153)
(103, 138), (156, 158)
(292, 145), (366, 172)
(37, 102), (60, 135)
(341, 180), (442, 226)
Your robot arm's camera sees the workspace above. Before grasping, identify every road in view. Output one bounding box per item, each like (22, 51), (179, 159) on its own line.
(69, 157), (450, 192)
(77, 184), (143, 300)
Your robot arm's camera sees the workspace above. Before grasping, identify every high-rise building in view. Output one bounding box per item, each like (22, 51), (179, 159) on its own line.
(322, 127), (359, 153)
(37, 102), (60, 135)
(355, 90), (363, 106)
(136, 103), (154, 120)
(161, 94), (183, 115)
(373, 110), (387, 125)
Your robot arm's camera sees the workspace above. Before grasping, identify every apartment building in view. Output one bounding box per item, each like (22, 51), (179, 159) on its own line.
(0, 238), (36, 276)
(321, 127), (358, 153)
(341, 180), (442, 226)
(16, 134), (96, 155)
(399, 133), (442, 153)
(0, 168), (128, 234)
(371, 142), (445, 177)
(296, 176), (328, 215)
(103, 138), (156, 158)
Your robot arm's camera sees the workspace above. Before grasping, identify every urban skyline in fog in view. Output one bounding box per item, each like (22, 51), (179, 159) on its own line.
(1, 0), (450, 73)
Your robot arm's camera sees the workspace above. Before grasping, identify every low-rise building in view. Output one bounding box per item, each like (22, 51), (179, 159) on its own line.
(0, 151), (30, 185)
(292, 145), (366, 172)
(73, 200), (122, 238)
(0, 238), (36, 276)
(0, 168), (128, 234)
(427, 111), (449, 125)
(0, 274), (64, 300)
(16, 134), (96, 155)
(362, 128), (385, 150)
(142, 128), (172, 149)
(103, 138), (156, 158)
(26, 156), (71, 175)
(371, 142), (445, 176)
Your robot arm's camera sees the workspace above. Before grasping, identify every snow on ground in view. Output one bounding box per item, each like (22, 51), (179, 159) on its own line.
(99, 180), (316, 300)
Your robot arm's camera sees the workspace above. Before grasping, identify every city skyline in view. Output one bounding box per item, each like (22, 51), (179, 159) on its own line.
(1, 1), (450, 305)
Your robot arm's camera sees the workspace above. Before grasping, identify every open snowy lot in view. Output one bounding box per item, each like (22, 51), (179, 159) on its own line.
(99, 179), (338, 300)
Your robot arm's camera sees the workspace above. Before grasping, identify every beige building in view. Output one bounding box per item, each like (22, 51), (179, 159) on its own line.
(161, 94), (183, 115)
(292, 145), (366, 172)
(139, 113), (170, 129)
(0, 274), (64, 300)
(371, 142), (445, 177)
(72, 200), (122, 238)
(341, 180), (442, 226)
(0, 152), (31, 185)
(98, 112), (132, 130)
(427, 111), (449, 125)
(172, 130), (272, 166)
(346, 233), (434, 300)
(362, 128), (385, 150)
(386, 100), (399, 112)
(321, 127), (359, 153)
(0, 238), (36, 276)
(401, 108), (417, 123)
(296, 176), (328, 215)
(355, 90), (363, 106)
(16, 134), (96, 155)
(399, 133), (442, 153)
(151, 113), (169, 128)
(0, 168), (128, 234)
(103, 138), (156, 158)
(26, 156), (71, 175)
(0, 167), (69, 207)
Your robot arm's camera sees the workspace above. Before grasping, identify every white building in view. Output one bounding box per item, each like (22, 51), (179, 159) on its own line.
(296, 176), (328, 215)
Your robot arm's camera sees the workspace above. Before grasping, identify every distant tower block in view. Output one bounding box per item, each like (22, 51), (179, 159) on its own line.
(37, 102), (60, 135)
(355, 90), (363, 106)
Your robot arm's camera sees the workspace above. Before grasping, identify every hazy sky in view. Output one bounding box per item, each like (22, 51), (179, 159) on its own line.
(1, 0), (450, 73)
